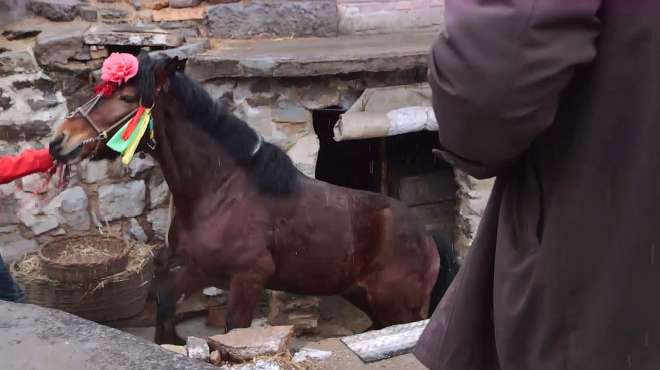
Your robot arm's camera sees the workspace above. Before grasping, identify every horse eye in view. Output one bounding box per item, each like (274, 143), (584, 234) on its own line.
(120, 95), (138, 103)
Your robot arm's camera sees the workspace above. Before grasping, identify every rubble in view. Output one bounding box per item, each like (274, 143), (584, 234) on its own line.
(161, 344), (187, 355)
(292, 347), (332, 363)
(187, 336), (211, 362)
(208, 325), (294, 362)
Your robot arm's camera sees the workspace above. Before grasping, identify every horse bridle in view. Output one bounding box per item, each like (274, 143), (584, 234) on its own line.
(68, 94), (139, 149)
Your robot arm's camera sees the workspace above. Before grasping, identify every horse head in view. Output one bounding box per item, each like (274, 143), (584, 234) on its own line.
(48, 52), (186, 164)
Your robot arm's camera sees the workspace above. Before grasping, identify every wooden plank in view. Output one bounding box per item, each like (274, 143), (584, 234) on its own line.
(398, 171), (456, 206)
(340, 320), (429, 363)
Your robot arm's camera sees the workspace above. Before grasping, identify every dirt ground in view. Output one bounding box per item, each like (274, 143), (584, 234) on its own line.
(119, 295), (428, 369)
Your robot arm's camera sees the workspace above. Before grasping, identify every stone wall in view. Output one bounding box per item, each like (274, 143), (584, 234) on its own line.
(453, 170), (494, 262)
(337, 0), (443, 35)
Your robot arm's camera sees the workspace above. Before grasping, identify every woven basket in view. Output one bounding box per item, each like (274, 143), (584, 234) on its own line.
(12, 241), (157, 323)
(38, 235), (130, 283)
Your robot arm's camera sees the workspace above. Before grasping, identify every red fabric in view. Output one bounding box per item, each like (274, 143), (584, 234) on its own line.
(121, 105), (145, 140)
(0, 148), (54, 184)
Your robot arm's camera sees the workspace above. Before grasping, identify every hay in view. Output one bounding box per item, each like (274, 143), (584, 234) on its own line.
(251, 351), (312, 370)
(53, 239), (118, 263)
(12, 239), (160, 323)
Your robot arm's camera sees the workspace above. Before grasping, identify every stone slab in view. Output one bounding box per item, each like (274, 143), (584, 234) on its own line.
(0, 301), (218, 370)
(340, 320), (429, 363)
(83, 24), (184, 47)
(206, 0), (337, 39)
(186, 31), (434, 80)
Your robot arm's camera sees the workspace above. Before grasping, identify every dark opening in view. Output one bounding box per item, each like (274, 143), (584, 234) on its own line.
(313, 107), (382, 192)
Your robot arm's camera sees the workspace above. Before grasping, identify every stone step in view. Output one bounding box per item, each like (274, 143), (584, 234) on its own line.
(186, 31), (435, 80)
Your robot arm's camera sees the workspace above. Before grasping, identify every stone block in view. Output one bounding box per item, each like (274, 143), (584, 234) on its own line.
(340, 320), (429, 363)
(169, 0), (200, 8)
(127, 154), (155, 177)
(98, 180), (146, 221)
(81, 159), (110, 183)
(0, 235), (39, 265)
(267, 291), (320, 334)
(152, 6), (206, 22)
(129, 0), (169, 10)
(54, 186), (91, 231)
(98, 7), (132, 22)
(127, 218), (148, 242)
(27, 0), (80, 21)
(186, 336), (210, 362)
(147, 208), (169, 239)
(272, 100), (310, 124)
(206, 0), (338, 39)
(0, 50), (40, 77)
(79, 6), (98, 21)
(292, 348), (332, 364)
(83, 24), (184, 47)
(17, 198), (59, 235)
(148, 169), (169, 209)
(34, 24), (89, 67)
(208, 325), (294, 362)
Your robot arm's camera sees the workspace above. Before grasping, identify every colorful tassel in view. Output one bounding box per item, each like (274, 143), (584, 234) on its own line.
(121, 109), (151, 165)
(122, 105), (146, 140)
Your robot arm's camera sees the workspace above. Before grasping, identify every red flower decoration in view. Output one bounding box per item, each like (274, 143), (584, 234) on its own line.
(101, 53), (139, 85)
(94, 81), (117, 97)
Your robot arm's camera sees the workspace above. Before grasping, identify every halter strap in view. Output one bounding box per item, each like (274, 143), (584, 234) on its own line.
(70, 94), (138, 145)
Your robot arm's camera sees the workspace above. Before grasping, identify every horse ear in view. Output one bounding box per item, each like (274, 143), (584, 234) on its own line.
(157, 57), (186, 86)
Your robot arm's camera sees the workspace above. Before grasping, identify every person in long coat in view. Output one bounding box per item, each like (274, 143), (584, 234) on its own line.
(415, 1), (660, 369)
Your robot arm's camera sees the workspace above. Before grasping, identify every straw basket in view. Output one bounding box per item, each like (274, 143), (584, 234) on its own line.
(12, 239), (158, 323)
(38, 236), (130, 283)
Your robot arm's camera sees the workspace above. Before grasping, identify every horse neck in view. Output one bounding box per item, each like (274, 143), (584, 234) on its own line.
(150, 103), (246, 207)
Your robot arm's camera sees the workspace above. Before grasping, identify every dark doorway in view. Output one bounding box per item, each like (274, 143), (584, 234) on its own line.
(313, 107), (382, 192)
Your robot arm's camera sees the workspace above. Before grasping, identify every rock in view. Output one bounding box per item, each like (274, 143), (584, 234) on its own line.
(0, 121), (52, 142)
(12, 78), (57, 94)
(17, 198), (59, 235)
(217, 359), (283, 370)
(206, 0), (338, 39)
(128, 154), (155, 177)
(2, 29), (41, 41)
(55, 186), (90, 231)
(0, 235), (39, 265)
(0, 185), (19, 225)
(148, 170), (169, 209)
(98, 180), (146, 221)
(0, 50), (39, 77)
(161, 344), (187, 355)
(127, 218), (148, 242)
(292, 348), (332, 364)
(79, 6), (98, 21)
(210, 350), (222, 366)
(81, 159), (110, 183)
(272, 100), (310, 124)
(152, 6), (205, 22)
(147, 208), (169, 239)
(0, 93), (12, 111)
(169, 0), (200, 8)
(340, 320), (429, 363)
(98, 7), (131, 21)
(0, 301), (220, 370)
(203, 287), (224, 297)
(267, 292), (320, 334)
(27, 0), (80, 21)
(90, 47), (109, 60)
(34, 24), (88, 67)
(300, 88), (340, 110)
(83, 24), (184, 47)
(208, 325), (294, 362)
(129, 0), (168, 10)
(149, 39), (209, 60)
(186, 336), (210, 362)
(0, 225), (18, 234)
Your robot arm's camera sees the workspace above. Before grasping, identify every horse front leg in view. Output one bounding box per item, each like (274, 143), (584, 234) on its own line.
(225, 273), (267, 332)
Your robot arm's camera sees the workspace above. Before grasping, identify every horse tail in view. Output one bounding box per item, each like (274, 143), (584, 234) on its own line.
(428, 232), (459, 316)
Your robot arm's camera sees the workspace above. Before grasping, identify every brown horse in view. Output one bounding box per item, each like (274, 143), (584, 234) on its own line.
(48, 53), (442, 344)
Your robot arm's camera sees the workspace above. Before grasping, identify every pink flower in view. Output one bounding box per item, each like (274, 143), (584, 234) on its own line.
(101, 53), (139, 85)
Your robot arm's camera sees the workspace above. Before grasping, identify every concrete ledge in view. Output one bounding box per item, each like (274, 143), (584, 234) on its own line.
(0, 301), (217, 370)
(186, 32), (435, 81)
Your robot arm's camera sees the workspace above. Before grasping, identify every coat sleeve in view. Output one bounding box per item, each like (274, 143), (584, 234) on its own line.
(0, 148), (54, 185)
(429, 0), (602, 178)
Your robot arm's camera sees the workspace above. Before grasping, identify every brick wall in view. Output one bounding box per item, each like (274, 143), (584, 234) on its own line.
(337, 0), (444, 34)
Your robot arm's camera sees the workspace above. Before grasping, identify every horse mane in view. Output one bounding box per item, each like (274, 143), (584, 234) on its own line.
(134, 55), (299, 195)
